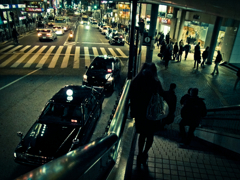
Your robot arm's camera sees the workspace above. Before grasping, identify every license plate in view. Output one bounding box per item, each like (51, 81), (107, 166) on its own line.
(43, 37), (46, 39)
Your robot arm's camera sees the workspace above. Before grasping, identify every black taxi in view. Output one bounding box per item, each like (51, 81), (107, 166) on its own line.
(82, 55), (121, 91)
(14, 85), (104, 166)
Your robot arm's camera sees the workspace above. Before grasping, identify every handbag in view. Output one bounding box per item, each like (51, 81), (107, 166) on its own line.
(146, 93), (169, 121)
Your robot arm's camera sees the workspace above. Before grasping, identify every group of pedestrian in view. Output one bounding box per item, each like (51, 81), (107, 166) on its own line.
(129, 62), (207, 167)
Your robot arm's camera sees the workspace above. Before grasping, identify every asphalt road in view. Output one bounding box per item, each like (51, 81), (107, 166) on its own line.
(0, 17), (129, 180)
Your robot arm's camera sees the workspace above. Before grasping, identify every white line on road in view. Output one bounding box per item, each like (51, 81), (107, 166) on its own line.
(11, 46), (39, 68)
(61, 46), (72, 68)
(36, 46), (56, 68)
(0, 68), (41, 91)
(84, 47), (91, 67)
(73, 46), (80, 69)
(0, 45), (14, 53)
(24, 46), (47, 68)
(49, 46), (63, 68)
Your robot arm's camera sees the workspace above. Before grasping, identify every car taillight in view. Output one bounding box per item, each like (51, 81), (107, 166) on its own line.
(71, 119), (77, 123)
(38, 33), (42, 36)
(47, 33), (51, 36)
(107, 69), (112, 73)
(69, 34), (73, 37)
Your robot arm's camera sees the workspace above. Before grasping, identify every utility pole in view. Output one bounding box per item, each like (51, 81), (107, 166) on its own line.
(128, 0), (137, 79)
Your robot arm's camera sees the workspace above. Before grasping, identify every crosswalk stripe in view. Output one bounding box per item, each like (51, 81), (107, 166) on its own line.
(116, 48), (127, 58)
(108, 48), (117, 57)
(0, 45), (22, 60)
(61, 46), (72, 68)
(92, 47), (98, 57)
(0, 45), (128, 68)
(73, 46), (80, 69)
(0, 46), (31, 67)
(36, 46), (55, 68)
(84, 47), (90, 67)
(100, 47), (107, 55)
(11, 46), (39, 68)
(0, 45), (14, 53)
(49, 46), (63, 68)
(23, 46), (47, 68)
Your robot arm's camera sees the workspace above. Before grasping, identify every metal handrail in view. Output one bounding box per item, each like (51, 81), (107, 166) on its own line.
(15, 80), (132, 180)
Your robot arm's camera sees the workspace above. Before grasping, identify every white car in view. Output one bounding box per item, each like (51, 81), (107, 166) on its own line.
(38, 29), (57, 41)
(101, 26), (110, 35)
(53, 26), (65, 35)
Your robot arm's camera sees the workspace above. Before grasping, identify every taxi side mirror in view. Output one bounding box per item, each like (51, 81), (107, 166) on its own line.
(85, 66), (88, 69)
(17, 131), (23, 140)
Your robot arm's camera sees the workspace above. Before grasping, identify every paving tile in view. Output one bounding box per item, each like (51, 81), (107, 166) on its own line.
(155, 162), (163, 168)
(200, 173), (209, 179)
(163, 169), (171, 174)
(163, 164), (170, 169)
(178, 170), (186, 177)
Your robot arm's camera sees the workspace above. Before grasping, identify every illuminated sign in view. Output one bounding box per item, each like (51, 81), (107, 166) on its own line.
(18, 4), (26, 8)
(19, 16), (26, 20)
(0, 4), (9, 9)
(159, 18), (171, 24)
(25, 8), (44, 12)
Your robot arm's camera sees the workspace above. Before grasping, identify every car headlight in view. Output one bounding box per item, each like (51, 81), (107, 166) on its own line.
(64, 27), (67, 30)
(88, 22), (89, 24)
(83, 74), (88, 82)
(14, 152), (26, 159)
(105, 74), (114, 81)
(81, 21), (83, 24)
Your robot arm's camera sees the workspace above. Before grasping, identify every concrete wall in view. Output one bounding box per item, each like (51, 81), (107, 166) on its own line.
(195, 128), (240, 154)
(229, 24), (240, 63)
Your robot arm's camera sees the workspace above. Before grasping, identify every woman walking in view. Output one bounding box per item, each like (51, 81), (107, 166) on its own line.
(130, 63), (164, 167)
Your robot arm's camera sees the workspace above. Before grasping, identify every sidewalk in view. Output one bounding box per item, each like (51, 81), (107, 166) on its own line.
(127, 46), (240, 180)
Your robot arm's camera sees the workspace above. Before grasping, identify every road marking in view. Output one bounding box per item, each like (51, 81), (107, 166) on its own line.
(100, 47), (107, 55)
(0, 45), (22, 59)
(11, 46), (39, 68)
(0, 45), (14, 53)
(0, 68), (41, 91)
(24, 46), (47, 68)
(75, 25), (79, 42)
(73, 46), (80, 69)
(0, 46), (31, 67)
(36, 46), (56, 68)
(61, 46), (72, 68)
(108, 48), (117, 57)
(92, 47), (98, 57)
(49, 46), (63, 68)
(84, 47), (91, 66)
(116, 48), (127, 58)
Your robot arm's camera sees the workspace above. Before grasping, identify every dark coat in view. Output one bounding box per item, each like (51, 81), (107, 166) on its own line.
(215, 53), (222, 63)
(181, 96), (207, 126)
(166, 34), (170, 44)
(130, 73), (164, 134)
(160, 43), (166, 54)
(163, 90), (176, 115)
(173, 44), (178, 54)
(184, 44), (190, 52)
(202, 50), (209, 59)
(194, 45), (201, 61)
(179, 45), (184, 55)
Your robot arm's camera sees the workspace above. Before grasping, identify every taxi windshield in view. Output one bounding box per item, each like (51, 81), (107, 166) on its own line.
(90, 57), (113, 71)
(40, 102), (83, 125)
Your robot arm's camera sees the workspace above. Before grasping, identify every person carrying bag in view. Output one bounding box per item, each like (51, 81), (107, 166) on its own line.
(130, 62), (165, 167)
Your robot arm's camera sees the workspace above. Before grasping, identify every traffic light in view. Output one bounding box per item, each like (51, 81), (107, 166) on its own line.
(94, 5), (97, 9)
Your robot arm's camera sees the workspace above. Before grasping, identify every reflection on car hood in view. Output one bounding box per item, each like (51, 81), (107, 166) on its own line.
(17, 123), (81, 157)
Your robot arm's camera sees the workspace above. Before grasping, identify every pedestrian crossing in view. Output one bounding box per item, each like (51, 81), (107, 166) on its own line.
(0, 45), (128, 69)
